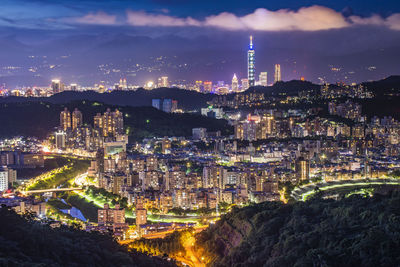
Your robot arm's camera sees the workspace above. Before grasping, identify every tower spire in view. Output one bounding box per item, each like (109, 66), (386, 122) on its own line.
(247, 35), (255, 87)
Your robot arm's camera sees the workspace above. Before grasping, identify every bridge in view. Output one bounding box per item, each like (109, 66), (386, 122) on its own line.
(291, 178), (400, 201)
(22, 187), (84, 195)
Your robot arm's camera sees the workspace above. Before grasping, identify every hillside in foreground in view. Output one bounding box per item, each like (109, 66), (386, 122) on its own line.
(196, 192), (400, 267)
(0, 207), (175, 266)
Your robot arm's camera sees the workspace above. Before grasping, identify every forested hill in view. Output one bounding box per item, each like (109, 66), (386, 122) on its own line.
(0, 101), (232, 140)
(0, 88), (215, 110)
(0, 208), (175, 266)
(196, 192), (400, 267)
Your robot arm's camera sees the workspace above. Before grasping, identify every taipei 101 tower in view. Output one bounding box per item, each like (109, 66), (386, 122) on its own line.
(247, 35), (255, 87)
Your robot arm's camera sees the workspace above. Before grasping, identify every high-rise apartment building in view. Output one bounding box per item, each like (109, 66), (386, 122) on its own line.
(274, 64), (281, 83)
(295, 157), (310, 181)
(135, 196), (147, 226)
(55, 131), (66, 149)
(98, 203), (125, 226)
(94, 109), (124, 137)
(247, 36), (255, 87)
(60, 107), (71, 131)
(259, 72), (268, 86)
(71, 108), (82, 130)
(0, 169), (8, 191)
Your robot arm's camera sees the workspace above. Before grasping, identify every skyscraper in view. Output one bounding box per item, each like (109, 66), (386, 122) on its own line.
(259, 72), (268, 86)
(60, 107), (71, 131)
(247, 36), (255, 87)
(71, 108), (82, 130)
(274, 64), (281, 83)
(232, 74), (239, 92)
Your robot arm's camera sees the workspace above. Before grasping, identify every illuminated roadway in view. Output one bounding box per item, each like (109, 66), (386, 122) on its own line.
(23, 187), (84, 195)
(291, 178), (400, 201)
(120, 226), (208, 267)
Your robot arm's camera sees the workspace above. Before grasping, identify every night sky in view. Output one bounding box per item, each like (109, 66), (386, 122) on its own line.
(1, 0), (400, 86)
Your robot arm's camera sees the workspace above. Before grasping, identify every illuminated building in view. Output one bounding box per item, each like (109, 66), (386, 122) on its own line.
(232, 74), (239, 92)
(274, 64), (281, 83)
(162, 138), (171, 154)
(157, 76), (169, 88)
(119, 78), (127, 90)
(171, 100), (178, 112)
(96, 148), (105, 187)
(98, 203), (125, 226)
(60, 107), (71, 131)
(55, 131), (66, 149)
(94, 108), (124, 137)
(192, 128), (207, 140)
(241, 78), (249, 90)
(201, 107), (224, 119)
(135, 196), (147, 226)
(70, 83), (78, 91)
(162, 99), (172, 113)
(247, 36), (255, 87)
(234, 124), (244, 139)
(216, 86), (229, 94)
(203, 81), (212, 93)
(295, 157), (310, 181)
(261, 114), (275, 137)
(152, 99), (161, 110)
(0, 168), (8, 191)
(51, 79), (64, 94)
(195, 81), (203, 92)
(71, 108), (82, 130)
(16, 201), (46, 217)
(259, 72), (268, 86)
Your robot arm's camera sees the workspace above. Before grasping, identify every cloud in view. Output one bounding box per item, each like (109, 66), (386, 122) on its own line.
(127, 6), (350, 31)
(207, 6), (349, 31)
(349, 13), (400, 30)
(72, 6), (400, 32)
(74, 11), (117, 25)
(126, 10), (200, 27)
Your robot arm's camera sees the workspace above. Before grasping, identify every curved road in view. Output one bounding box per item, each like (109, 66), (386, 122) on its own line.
(291, 178), (400, 201)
